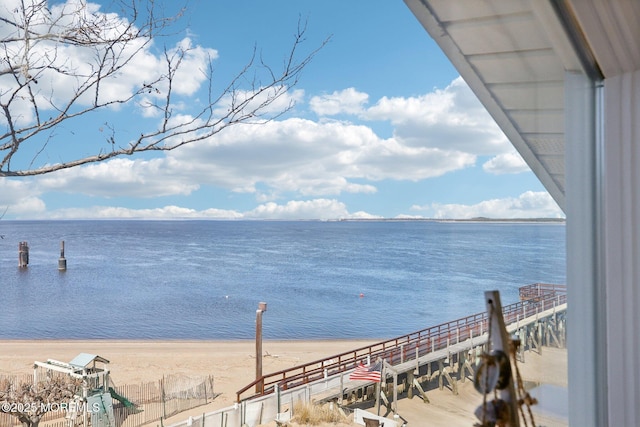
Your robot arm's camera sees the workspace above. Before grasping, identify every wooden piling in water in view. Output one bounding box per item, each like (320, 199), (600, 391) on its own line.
(58, 240), (67, 271)
(18, 241), (29, 268)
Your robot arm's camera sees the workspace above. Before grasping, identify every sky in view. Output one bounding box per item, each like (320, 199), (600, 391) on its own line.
(0, 0), (565, 220)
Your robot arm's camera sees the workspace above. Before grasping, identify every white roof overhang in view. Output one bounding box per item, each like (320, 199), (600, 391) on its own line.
(404, 0), (640, 214)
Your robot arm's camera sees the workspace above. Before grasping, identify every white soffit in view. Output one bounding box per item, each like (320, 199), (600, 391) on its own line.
(404, 0), (580, 211)
(568, 0), (640, 77)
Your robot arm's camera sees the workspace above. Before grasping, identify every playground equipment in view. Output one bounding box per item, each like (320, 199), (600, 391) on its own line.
(34, 353), (135, 426)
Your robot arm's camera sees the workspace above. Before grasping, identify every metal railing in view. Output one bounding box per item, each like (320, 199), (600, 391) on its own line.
(236, 283), (566, 402)
(519, 283), (567, 301)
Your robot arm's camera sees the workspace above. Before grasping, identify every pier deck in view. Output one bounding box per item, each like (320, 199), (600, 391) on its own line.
(236, 283), (566, 403)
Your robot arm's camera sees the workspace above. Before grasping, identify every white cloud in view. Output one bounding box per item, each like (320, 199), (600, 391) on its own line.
(169, 38), (219, 96)
(18, 190), (563, 220)
(309, 88), (369, 115)
(411, 191), (564, 219)
(311, 77), (510, 156)
(47, 37), (216, 110)
(483, 152), (530, 174)
(0, 1), (218, 128)
(213, 87), (306, 120)
(28, 199), (376, 220)
(19, 78), (486, 206)
(0, 179), (46, 215)
(2, 197), (46, 216)
(246, 199), (349, 219)
(167, 117), (475, 198)
(364, 77), (510, 155)
(36, 158), (199, 198)
(2, 72), (549, 220)
(42, 205), (243, 220)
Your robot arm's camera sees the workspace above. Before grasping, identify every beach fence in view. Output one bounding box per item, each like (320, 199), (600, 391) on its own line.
(108, 374), (215, 427)
(0, 373), (214, 427)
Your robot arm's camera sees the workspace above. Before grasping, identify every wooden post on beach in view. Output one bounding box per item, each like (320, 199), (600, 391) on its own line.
(58, 240), (67, 271)
(376, 361), (383, 415)
(256, 302), (267, 393)
(18, 241), (29, 268)
(458, 351), (466, 382)
(392, 370), (398, 414)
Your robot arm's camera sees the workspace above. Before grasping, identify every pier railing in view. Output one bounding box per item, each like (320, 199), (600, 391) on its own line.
(236, 283), (566, 402)
(519, 282), (566, 301)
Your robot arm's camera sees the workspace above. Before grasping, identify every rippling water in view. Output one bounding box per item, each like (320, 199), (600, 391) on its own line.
(0, 220), (565, 339)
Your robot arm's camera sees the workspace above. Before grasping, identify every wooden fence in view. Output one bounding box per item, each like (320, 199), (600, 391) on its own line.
(0, 374), (214, 427)
(110, 374), (216, 426)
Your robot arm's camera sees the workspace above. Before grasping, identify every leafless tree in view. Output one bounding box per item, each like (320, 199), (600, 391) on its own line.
(0, 0), (327, 177)
(0, 375), (81, 427)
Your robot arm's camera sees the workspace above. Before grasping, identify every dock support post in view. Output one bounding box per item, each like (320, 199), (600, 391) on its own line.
(18, 241), (29, 268)
(437, 359), (457, 394)
(392, 371), (398, 414)
(458, 351), (466, 382)
(375, 360), (383, 415)
(58, 240), (67, 271)
(538, 320), (544, 353)
(413, 377), (430, 403)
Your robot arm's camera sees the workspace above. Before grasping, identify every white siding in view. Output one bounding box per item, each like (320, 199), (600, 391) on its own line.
(604, 69), (640, 427)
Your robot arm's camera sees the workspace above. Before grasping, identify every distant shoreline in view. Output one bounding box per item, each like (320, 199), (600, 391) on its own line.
(1, 217), (565, 223)
(337, 217), (566, 223)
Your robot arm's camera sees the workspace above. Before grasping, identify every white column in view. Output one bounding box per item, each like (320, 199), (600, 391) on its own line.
(603, 69), (640, 426)
(564, 71), (608, 427)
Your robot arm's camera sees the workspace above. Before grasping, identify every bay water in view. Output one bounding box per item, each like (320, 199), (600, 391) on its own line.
(0, 220), (565, 340)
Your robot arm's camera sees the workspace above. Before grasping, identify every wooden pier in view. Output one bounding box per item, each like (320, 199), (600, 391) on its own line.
(236, 283), (567, 406)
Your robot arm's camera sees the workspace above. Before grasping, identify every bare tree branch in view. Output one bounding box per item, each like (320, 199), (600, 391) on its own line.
(0, 0), (329, 177)
(0, 375), (81, 426)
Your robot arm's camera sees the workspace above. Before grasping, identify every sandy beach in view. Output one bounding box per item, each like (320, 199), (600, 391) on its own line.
(0, 340), (567, 426)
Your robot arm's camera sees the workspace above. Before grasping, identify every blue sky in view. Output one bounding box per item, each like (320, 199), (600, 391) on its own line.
(0, 0), (564, 220)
